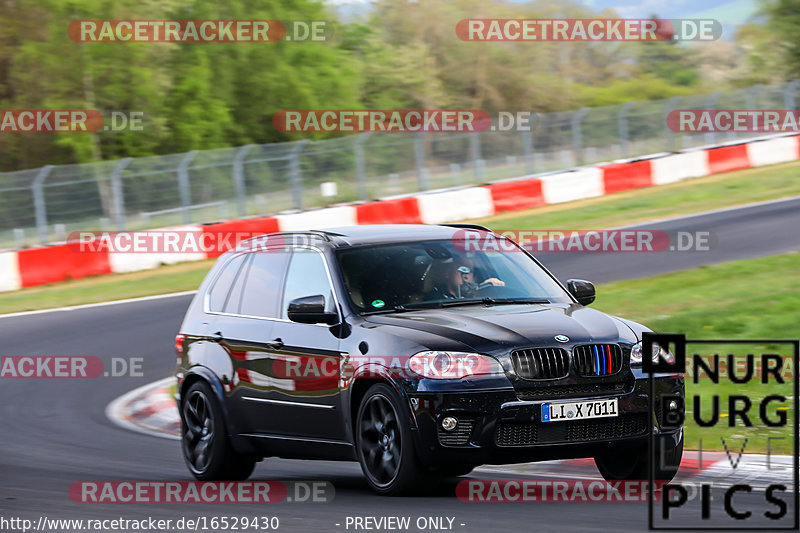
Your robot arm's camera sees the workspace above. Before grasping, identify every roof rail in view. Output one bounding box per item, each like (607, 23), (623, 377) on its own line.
(238, 231), (333, 249)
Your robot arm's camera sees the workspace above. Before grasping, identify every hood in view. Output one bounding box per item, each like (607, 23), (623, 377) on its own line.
(363, 303), (639, 354)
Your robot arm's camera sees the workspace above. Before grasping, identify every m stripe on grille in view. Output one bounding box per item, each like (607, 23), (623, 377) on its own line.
(574, 344), (622, 376)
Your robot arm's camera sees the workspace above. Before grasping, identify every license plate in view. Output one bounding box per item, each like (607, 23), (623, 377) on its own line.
(541, 398), (618, 422)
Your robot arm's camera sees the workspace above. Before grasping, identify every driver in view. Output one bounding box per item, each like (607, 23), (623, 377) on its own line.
(427, 258), (504, 300)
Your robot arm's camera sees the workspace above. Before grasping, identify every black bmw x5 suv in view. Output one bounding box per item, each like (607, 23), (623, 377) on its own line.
(175, 224), (684, 494)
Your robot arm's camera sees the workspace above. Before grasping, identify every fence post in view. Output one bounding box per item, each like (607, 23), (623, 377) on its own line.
(177, 151), (197, 224)
(522, 116), (534, 174)
(470, 131), (485, 182)
(744, 85), (762, 140)
(414, 133), (429, 191)
(617, 102), (631, 158)
(664, 97), (680, 152)
(288, 140), (309, 210)
(232, 145), (255, 218)
(571, 108), (588, 165)
(705, 92), (719, 146)
(13, 228), (25, 248)
(110, 158), (130, 230)
(746, 84), (762, 110)
(355, 132), (372, 201)
(783, 80), (799, 110)
(32, 165), (53, 243)
(449, 163), (462, 186)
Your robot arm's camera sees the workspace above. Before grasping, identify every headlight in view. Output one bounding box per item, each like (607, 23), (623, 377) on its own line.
(407, 351), (504, 379)
(630, 341), (674, 366)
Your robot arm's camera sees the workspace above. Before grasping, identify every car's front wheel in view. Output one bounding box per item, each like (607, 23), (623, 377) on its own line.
(595, 432), (683, 482)
(181, 380), (256, 481)
(355, 383), (428, 495)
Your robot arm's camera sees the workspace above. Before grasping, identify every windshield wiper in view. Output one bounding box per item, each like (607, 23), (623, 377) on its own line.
(361, 304), (440, 315)
(362, 298), (550, 314)
(440, 298), (551, 308)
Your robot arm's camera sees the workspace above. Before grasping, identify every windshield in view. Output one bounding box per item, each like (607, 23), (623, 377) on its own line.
(336, 239), (572, 313)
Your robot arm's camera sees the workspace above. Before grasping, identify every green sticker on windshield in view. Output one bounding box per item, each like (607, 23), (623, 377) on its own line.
(371, 299), (385, 308)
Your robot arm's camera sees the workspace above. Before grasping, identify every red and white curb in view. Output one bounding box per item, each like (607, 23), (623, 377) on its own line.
(105, 377), (180, 440)
(479, 452), (794, 489)
(107, 378), (795, 487)
(5, 134), (800, 293)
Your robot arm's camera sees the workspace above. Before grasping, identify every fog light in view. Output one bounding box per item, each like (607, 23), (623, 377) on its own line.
(441, 416), (458, 431)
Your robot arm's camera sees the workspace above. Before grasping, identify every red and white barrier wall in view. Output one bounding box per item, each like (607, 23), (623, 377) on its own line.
(2, 134), (798, 292)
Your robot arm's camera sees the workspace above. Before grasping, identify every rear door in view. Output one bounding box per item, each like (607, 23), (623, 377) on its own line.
(208, 247), (291, 435)
(266, 246), (346, 440)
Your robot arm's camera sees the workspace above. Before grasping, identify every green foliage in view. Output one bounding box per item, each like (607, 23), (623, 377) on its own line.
(731, 0), (800, 85)
(766, 0), (800, 79)
(0, 0), (730, 171)
(637, 40), (699, 87)
(576, 76), (699, 107)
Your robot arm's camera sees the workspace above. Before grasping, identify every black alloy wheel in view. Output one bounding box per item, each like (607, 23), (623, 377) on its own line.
(180, 381), (256, 480)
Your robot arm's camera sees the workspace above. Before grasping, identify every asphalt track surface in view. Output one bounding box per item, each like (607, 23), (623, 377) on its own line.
(1, 197), (799, 532)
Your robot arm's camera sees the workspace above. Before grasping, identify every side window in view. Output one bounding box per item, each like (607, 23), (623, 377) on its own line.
(208, 254), (247, 312)
(224, 254), (252, 314)
(282, 249), (336, 318)
(239, 250), (290, 318)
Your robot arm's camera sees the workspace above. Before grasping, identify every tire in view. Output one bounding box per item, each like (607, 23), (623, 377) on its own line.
(355, 383), (428, 495)
(181, 380), (256, 481)
(595, 432), (683, 482)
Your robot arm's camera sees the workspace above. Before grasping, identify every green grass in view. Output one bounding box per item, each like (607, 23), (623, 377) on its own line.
(594, 252), (799, 453)
(0, 259), (214, 314)
(2, 158), (800, 321)
(470, 159), (800, 231)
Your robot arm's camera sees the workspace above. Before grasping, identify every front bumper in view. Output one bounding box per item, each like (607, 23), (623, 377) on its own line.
(406, 373), (684, 466)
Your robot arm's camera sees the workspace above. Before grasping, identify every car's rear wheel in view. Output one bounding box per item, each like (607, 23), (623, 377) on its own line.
(356, 383), (427, 495)
(595, 433), (683, 482)
(181, 381), (255, 481)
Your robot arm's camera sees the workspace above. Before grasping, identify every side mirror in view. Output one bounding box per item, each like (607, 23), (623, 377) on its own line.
(287, 295), (339, 325)
(567, 279), (595, 306)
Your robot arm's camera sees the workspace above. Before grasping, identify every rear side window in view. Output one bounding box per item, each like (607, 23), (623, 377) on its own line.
(239, 250), (290, 318)
(208, 254), (247, 312)
(281, 248), (336, 318)
(224, 254), (251, 314)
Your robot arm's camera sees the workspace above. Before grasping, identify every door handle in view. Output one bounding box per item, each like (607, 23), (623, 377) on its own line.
(211, 331), (223, 342)
(269, 337), (284, 350)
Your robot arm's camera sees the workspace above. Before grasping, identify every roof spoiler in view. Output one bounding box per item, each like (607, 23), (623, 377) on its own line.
(440, 223), (492, 232)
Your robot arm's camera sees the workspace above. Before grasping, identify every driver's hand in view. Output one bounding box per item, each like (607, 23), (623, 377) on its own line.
(481, 277), (505, 287)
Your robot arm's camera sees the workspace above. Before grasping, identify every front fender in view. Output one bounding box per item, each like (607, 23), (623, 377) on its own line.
(347, 364), (419, 433)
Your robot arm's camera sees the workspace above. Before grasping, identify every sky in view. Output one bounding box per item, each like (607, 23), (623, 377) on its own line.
(325, 0), (762, 38)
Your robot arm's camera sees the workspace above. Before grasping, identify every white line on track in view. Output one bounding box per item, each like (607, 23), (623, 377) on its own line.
(3, 194), (799, 320)
(0, 290), (197, 319)
(614, 194), (800, 230)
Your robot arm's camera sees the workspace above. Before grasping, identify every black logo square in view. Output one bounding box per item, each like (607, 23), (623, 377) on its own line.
(643, 332), (686, 373)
